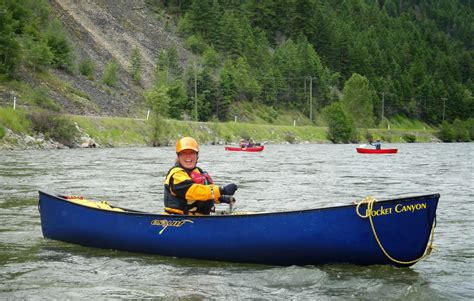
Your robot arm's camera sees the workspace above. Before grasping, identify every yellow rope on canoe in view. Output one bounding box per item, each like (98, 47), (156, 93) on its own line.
(356, 196), (436, 265)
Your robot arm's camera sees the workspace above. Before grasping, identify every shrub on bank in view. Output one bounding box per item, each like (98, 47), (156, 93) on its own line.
(322, 102), (357, 143)
(28, 111), (78, 147)
(284, 132), (297, 144)
(0, 125), (5, 139)
(0, 108), (32, 134)
(437, 121), (455, 142)
(380, 132), (393, 142)
(452, 119), (470, 142)
(403, 133), (417, 143)
(467, 118), (474, 140)
(437, 119), (471, 142)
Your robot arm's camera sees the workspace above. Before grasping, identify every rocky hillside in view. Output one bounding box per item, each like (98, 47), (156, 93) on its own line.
(47, 0), (191, 116)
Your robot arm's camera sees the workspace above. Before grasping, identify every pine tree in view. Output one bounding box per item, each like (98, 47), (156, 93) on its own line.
(130, 47), (142, 83)
(342, 73), (375, 128)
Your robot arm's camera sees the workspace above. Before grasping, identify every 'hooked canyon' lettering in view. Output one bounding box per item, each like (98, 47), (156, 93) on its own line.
(366, 202), (427, 217)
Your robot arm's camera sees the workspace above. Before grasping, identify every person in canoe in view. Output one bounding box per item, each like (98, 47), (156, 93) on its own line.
(239, 138), (258, 148)
(164, 137), (238, 215)
(370, 139), (382, 150)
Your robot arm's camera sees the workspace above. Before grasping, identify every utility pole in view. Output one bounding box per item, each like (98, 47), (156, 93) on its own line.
(310, 77), (313, 122)
(381, 92), (385, 122)
(441, 97), (447, 121)
(194, 62), (198, 122)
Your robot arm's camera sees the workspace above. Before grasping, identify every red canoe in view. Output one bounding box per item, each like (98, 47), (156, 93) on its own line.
(225, 145), (264, 152)
(356, 147), (398, 154)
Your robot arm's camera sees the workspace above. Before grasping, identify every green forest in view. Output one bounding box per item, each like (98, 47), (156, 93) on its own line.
(0, 0), (473, 144)
(147, 0), (473, 123)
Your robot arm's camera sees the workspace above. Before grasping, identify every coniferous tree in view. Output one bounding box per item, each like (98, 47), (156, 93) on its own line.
(242, 1), (279, 44)
(218, 62), (236, 120)
(218, 11), (249, 58)
(197, 67), (218, 121)
(272, 39), (300, 104)
(322, 101), (357, 143)
(22, 37), (53, 72)
(130, 47), (142, 83)
(233, 57), (261, 101)
(102, 60), (119, 87)
(342, 73), (376, 128)
(46, 20), (74, 72)
(183, 0), (220, 41)
(145, 85), (170, 146)
(0, 4), (20, 76)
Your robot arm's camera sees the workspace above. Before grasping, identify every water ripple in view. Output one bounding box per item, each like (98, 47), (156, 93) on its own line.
(0, 143), (473, 299)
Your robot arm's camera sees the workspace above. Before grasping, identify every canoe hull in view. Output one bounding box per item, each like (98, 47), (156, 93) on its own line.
(225, 145), (264, 152)
(357, 147), (398, 154)
(38, 191), (438, 266)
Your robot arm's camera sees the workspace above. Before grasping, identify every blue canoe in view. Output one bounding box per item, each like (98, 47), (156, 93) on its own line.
(38, 191), (439, 266)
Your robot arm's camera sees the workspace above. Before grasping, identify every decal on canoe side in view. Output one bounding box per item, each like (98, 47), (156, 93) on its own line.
(366, 202), (427, 217)
(151, 219), (194, 235)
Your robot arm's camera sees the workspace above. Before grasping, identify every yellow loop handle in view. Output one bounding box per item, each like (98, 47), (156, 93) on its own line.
(356, 196), (436, 265)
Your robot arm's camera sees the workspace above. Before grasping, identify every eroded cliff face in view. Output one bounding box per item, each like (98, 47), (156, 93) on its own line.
(47, 0), (190, 117)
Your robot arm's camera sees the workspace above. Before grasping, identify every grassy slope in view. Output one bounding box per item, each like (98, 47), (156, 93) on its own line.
(70, 115), (437, 147)
(1, 103), (438, 148)
(0, 77), (438, 147)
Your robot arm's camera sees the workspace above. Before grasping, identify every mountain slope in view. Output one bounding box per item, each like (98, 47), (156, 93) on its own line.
(48, 0), (191, 116)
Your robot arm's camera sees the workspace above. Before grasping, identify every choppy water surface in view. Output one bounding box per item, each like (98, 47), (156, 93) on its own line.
(0, 143), (472, 300)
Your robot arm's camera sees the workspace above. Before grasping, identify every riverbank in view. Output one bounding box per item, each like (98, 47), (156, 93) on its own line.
(0, 113), (440, 150)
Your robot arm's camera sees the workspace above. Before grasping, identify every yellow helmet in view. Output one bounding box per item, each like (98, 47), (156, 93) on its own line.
(176, 137), (199, 153)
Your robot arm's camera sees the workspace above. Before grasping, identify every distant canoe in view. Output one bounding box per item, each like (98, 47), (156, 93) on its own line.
(225, 145), (264, 152)
(38, 191), (439, 266)
(357, 147), (398, 154)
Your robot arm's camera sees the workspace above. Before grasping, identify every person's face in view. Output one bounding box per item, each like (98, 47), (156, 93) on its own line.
(178, 149), (198, 169)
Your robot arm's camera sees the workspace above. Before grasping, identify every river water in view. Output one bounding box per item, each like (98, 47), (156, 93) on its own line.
(0, 143), (472, 300)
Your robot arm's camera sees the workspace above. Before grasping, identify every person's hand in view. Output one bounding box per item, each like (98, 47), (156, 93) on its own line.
(220, 183), (238, 195)
(219, 195), (236, 204)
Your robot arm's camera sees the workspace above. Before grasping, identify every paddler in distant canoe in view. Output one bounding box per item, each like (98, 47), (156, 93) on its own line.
(164, 137), (238, 215)
(369, 139), (382, 150)
(239, 138), (258, 148)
